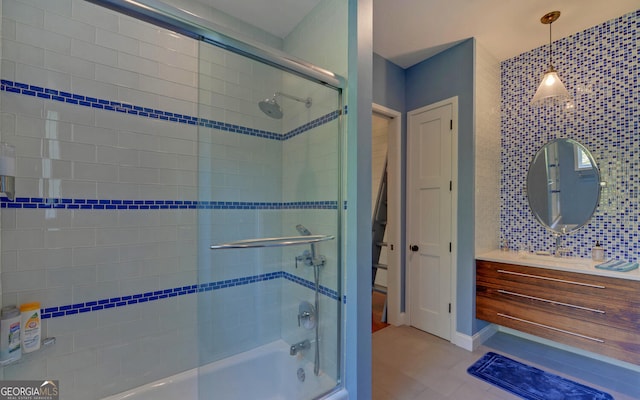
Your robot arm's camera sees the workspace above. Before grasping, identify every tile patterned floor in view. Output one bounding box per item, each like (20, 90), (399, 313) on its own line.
(372, 325), (640, 400)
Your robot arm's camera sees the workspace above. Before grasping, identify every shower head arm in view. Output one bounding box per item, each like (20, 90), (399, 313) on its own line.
(275, 92), (312, 108)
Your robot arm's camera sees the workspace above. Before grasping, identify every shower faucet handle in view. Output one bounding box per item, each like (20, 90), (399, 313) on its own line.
(297, 301), (316, 329)
(315, 255), (327, 267)
(295, 250), (313, 268)
(298, 311), (312, 327)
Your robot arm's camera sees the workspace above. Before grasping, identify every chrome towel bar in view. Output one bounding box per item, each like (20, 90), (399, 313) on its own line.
(210, 234), (334, 249)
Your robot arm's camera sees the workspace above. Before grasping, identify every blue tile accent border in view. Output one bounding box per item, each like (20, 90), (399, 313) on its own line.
(282, 109), (342, 139)
(0, 197), (339, 210)
(40, 271), (339, 320)
(281, 271), (339, 300)
(0, 79), (340, 140)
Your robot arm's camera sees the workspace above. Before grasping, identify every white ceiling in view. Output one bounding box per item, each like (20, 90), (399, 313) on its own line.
(374, 0), (640, 68)
(202, 0), (639, 68)
(196, 0), (322, 38)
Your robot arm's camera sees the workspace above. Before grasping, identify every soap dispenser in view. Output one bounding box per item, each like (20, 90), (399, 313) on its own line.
(592, 241), (605, 262)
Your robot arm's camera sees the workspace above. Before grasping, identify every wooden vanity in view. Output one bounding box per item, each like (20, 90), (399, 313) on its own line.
(476, 251), (640, 365)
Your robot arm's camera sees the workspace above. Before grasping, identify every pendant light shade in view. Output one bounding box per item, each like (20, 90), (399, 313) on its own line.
(531, 68), (570, 103)
(531, 11), (571, 105)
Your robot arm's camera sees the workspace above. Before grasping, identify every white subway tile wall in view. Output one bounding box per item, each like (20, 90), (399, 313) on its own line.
(0, 0), (344, 399)
(474, 42), (501, 255)
(280, 0), (347, 384)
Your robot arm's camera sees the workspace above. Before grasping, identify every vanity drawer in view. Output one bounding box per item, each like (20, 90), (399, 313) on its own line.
(477, 283), (640, 332)
(476, 260), (640, 303)
(477, 296), (640, 365)
(476, 259), (640, 365)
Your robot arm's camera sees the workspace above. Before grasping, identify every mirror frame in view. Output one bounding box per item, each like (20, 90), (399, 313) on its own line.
(526, 138), (601, 235)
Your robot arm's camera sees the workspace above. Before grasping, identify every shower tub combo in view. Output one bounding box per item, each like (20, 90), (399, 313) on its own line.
(103, 232), (343, 400)
(104, 341), (347, 400)
(86, 0), (347, 399)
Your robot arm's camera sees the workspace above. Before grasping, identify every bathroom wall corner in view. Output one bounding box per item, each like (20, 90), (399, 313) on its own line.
(345, 0), (373, 398)
(473, 41), (500, 255)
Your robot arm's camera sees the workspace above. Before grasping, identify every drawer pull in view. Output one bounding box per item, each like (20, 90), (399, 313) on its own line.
(497, 313), (604, 343)
(497, 269), (606, 289)
(497, 290), (606, 314)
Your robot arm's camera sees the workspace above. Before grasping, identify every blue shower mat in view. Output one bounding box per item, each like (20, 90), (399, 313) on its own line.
(467, 352), (614, 400)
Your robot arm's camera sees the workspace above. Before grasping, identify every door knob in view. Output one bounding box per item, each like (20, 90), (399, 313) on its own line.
(410, 244), (419, 252)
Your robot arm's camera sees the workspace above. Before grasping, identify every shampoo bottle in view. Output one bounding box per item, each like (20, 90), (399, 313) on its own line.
(0, 305), (21, 363)
(20, 302), (41, 353)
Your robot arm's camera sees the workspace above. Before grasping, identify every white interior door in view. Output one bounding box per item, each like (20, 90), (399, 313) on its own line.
(407, 101), (453, 340)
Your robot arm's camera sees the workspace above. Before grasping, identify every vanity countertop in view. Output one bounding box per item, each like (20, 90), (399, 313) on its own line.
(476, 249), (640, 282)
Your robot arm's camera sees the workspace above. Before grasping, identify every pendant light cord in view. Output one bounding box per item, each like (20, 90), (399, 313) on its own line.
(539, 11), (561, 72)
(549, 22), (553, 69)
(549, 21), (553, 69)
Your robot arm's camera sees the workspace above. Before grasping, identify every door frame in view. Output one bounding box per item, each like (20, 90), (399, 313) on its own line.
(405, 96), (458, 341)
(372, 103), (403, 326)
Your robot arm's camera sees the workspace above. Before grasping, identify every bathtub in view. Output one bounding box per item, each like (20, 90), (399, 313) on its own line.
(103, 340), (348, 400)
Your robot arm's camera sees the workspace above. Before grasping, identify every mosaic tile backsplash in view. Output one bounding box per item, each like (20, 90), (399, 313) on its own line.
(500, 10), (639, 261)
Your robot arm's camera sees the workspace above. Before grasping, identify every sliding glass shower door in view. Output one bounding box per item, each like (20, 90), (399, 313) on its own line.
(196, 39), (343, 400)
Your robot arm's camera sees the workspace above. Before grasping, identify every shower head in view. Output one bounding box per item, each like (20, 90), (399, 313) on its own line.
(258, 96), (283, 119)
(296, 224), (312, 236)
(258, 92), (312, 119)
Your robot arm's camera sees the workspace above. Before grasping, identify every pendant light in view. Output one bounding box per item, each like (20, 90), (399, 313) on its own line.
(531, 11), (571, 105)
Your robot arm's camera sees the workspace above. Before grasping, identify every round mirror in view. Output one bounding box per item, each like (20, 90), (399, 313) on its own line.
(526, 138), (601, 234)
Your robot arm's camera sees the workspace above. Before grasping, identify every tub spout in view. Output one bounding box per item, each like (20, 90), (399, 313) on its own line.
(290, 339), (310, 356)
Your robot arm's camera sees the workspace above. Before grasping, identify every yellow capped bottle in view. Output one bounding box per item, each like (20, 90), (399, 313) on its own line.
(20, 302), (41, 353)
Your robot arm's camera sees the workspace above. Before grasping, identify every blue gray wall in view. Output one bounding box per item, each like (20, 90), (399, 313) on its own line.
(374, 39), (480, 336)
(372, 52), (405, 111)
(405, 38), (476, 336)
